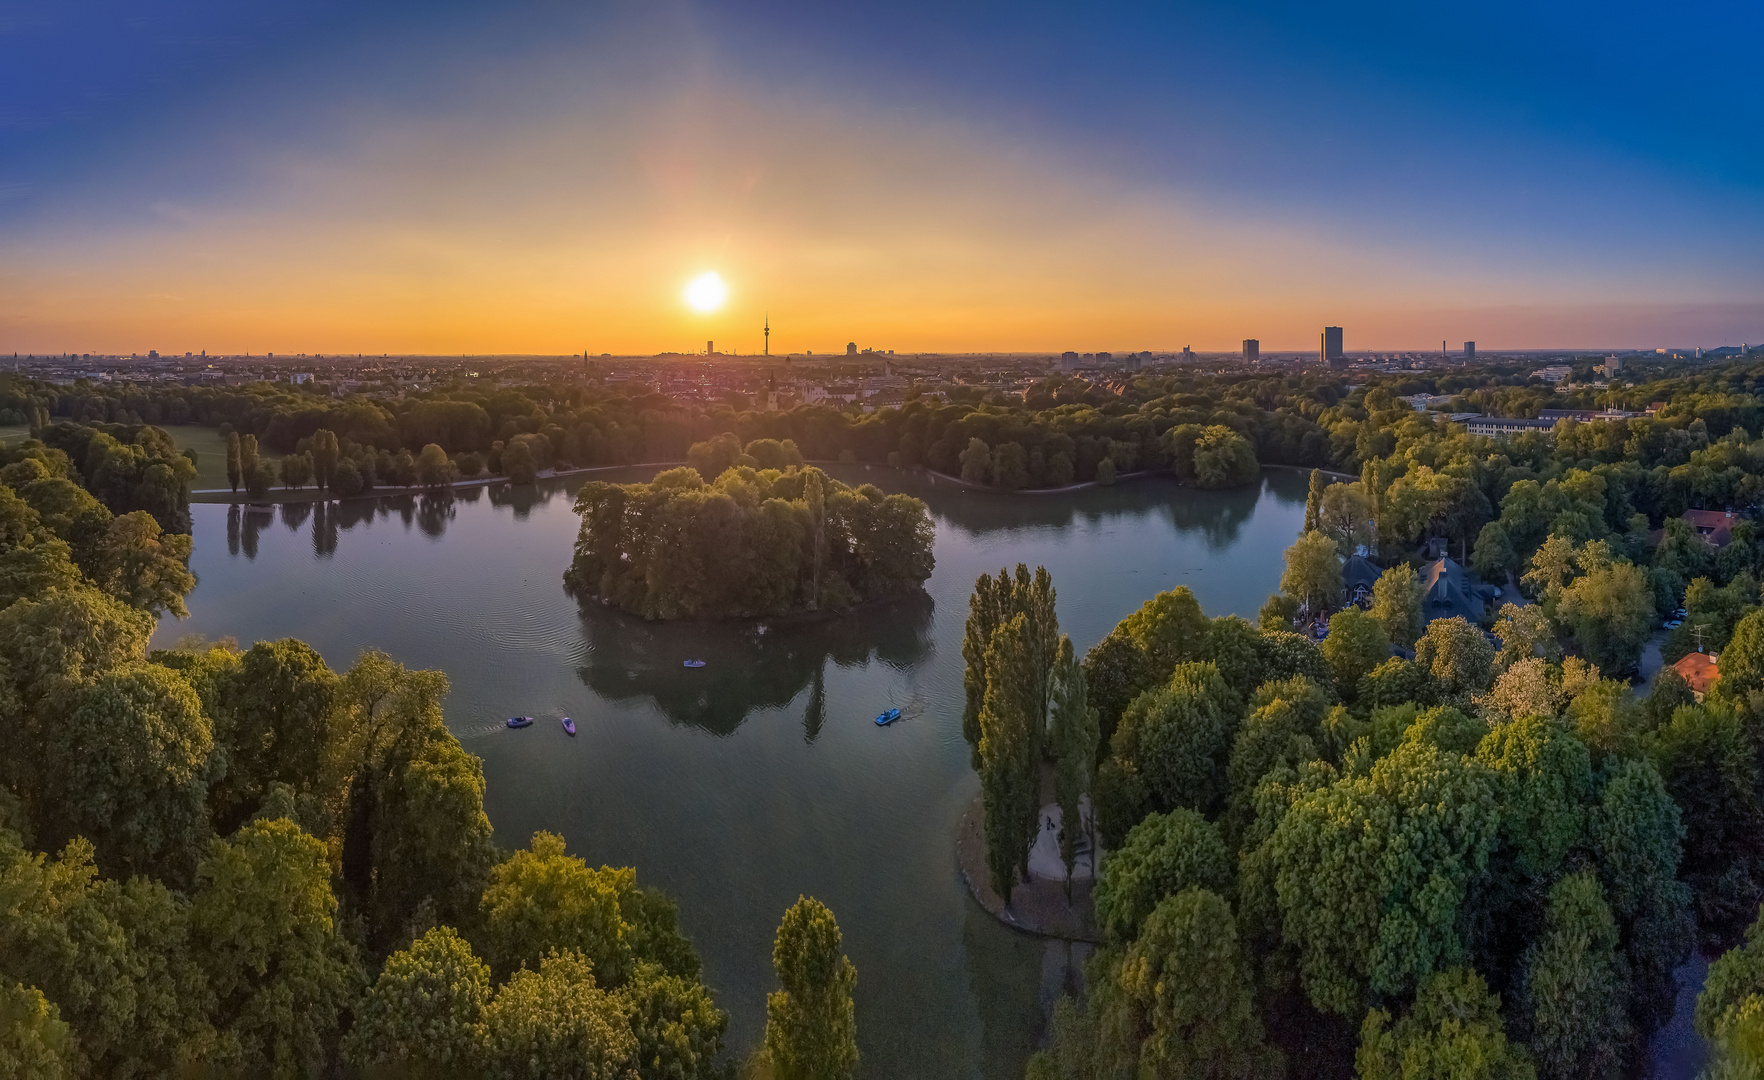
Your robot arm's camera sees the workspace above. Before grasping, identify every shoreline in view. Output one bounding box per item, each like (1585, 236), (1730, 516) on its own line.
(189, 461), (688, 505)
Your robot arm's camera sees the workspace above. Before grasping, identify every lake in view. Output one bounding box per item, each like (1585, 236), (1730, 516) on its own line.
(155, 465), (1314, 1078)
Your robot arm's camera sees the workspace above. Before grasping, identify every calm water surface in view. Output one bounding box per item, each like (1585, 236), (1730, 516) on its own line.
(157, 466), (1310, 1078)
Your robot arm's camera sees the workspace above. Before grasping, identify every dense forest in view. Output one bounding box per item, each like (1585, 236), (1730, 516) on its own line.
(565, 443), (935, 619)
(0, 425), (861, 1079)
(963, 549), (1764, 1078)
(951, 369), (1764, 1079)
(27, 357), (1764, 502)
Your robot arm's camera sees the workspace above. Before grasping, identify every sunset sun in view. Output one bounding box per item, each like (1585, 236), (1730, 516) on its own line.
(683, 272), (728, 313)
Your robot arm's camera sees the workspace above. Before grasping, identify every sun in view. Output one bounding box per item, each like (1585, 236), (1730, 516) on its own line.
(683, 272), (728, 313)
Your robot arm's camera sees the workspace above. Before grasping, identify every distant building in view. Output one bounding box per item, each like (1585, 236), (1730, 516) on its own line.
(1060, 351), (1080, 372)
(1462, 416), (1556, 437)
(1464, 341), (1476, 360)
(1672, 652), (1720, 701)
(1599, 355), (1623, 378)
(1321, 326), (1344, 367)
(1535, 364), (1572, 383)
(1242, 339), (1259, 364)
(707, 340), (715, 355)
(847, 342), (857, 357)
(1180, 346), (1193, 363)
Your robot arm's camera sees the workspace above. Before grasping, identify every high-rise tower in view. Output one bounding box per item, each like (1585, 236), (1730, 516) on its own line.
(1321, 326), (1344, 366)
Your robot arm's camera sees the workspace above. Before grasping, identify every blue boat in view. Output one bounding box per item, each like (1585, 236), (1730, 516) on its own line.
(561, 716), (576, 736)
(875, 707), (901, 726)
(682, 659), (706, 669)
(506, 716), (533, 729)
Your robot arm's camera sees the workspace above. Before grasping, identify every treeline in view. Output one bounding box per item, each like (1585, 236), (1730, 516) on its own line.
(565, 451), (935, 619)
(964, 564), (1764, 1078)
(0, 456), (862, 1078)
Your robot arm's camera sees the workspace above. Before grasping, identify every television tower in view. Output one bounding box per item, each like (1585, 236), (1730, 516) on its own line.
(764, 314), (770, 357)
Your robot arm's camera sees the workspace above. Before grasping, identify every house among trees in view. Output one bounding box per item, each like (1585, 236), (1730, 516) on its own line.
(1343, 553), (1382, 603)
(1672, 651), (1720, 701)
(1650, 509), (1739, 549)
(1421, 555), (1501, 624)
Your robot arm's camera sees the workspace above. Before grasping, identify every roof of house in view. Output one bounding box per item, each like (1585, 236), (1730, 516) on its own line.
(1343, 554), (1383, 594)
(1672, 652), (1720, 696)
(1421, 557), (1489, 624)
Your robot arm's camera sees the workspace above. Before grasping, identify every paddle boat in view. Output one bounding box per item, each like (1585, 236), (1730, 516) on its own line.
(874, 707), (901, 726)
(682, 659), (706, 669)
(506, 716), (534, 729)
(561, 716), (577, 736)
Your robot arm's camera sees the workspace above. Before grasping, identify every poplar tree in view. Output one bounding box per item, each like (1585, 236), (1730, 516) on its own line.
(1049, 635), (1098, 895)
(225, 431), (242, 493)
(804, 468), (825, 609)
(1304, 467), (1325, 532)
(764, 897), (858, 1080)
(980, 614), (1040, 900)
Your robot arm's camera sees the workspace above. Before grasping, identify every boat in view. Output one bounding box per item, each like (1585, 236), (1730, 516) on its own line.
(682, 659), (706, 669)
(506, 716), (533, 729)
(561, 716), (576, 736)
(874, 707), (901, 726)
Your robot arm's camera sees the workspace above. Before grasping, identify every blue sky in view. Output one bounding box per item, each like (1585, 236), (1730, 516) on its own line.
(2, 0), (1759, 353)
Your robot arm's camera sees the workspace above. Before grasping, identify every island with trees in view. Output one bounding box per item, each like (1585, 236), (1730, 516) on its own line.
(0, 422), (861, 1080)
(564, 440), (935, 620)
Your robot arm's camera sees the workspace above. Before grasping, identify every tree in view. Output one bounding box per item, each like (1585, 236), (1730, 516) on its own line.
(1357, 967), (1537, 1080)
(1717, 608), (1764, 704)
(1095, 889), (1283, 1079)
(332, 458), (365, 497)
(212, 639), (341, 829)
(88, 510), (197, 618)
(1590, 758), (1693, 1030)
(1414, 616), (1496, 700)
(978, 614), (1040, 899)
(1320, 480), (1376, 555)
(245, 458), (276, 500)
(502, 439), (537, 485)
(0, 981), (75, 1080)
(308, 430), (339, 491)
(1370, 563), (1426, 648)
(1321, 606), (1390, 700)
(479, 951), (638, 1080)
(1049, 636), (1099, 894)
(344, 926), (489, 1077)
(1113, 586), (1209, 685)
(1649, 702), (1764, 949)
(479, 831), (633, 986)
(190, 817), (362, 1078)
(1280, 530), (1342, 612)
(1267, 738), (1500, 1016)
(1700, 905), (1764, 1049)
(1516, 870), (1629, 1080)
(1189, 426), (1258, 488)
(959, 437), (991, 484)
(992, 441), (1029, 490)
(1304, 468), (1325, 532)
(1105, 662), (1237, 825)
(1492, 602), (1559, 669)
(225, 431), (242, 493)
(763, 897), (858, 1080)
(40, 662), (213, 883)
(238, 434), (259, 485)
(1555, 559), (1655, 673)
(1476, 713), (1593, 881)
(278, 451), (313, 491)
(617, 961), (727, 1080)
(1093, 809), (1230, 942)
(416, 443), (454, 489)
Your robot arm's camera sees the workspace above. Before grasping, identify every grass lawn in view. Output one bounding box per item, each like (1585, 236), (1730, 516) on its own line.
(0, 425), (30, 446)
(158, 425), (280, 491)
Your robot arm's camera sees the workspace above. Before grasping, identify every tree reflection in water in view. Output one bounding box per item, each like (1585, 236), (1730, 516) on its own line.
(572, 592), (935, 737)
(218, 480), (570, 560)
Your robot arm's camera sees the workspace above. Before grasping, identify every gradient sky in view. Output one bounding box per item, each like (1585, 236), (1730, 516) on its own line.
(2, 0), (1760, 355)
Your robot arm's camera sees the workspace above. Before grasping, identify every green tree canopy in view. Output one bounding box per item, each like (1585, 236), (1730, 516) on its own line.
(1357, 967), (1536, 1080)
(1092, 809), (1231, 942)
(764, 896), (858, 1080)
(479, 831), (633, 987)
(344, 925), (489, 1078)
(1279, 530), (1343, 613)
(479, 950), (638, 1080)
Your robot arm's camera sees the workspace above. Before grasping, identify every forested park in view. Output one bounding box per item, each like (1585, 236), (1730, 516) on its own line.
(15, 357), (1764, 1076)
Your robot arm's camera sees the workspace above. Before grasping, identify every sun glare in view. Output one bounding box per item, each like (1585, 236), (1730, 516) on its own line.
(683, 272), (728, 313)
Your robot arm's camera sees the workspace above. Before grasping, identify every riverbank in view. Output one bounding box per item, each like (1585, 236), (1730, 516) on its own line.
(921, 467), (1160, 495)
(189, 461), (689, 504)
(955, 764), (1103, 943)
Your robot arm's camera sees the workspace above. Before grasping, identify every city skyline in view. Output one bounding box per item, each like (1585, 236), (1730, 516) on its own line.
(2, 1), (1760, 355)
